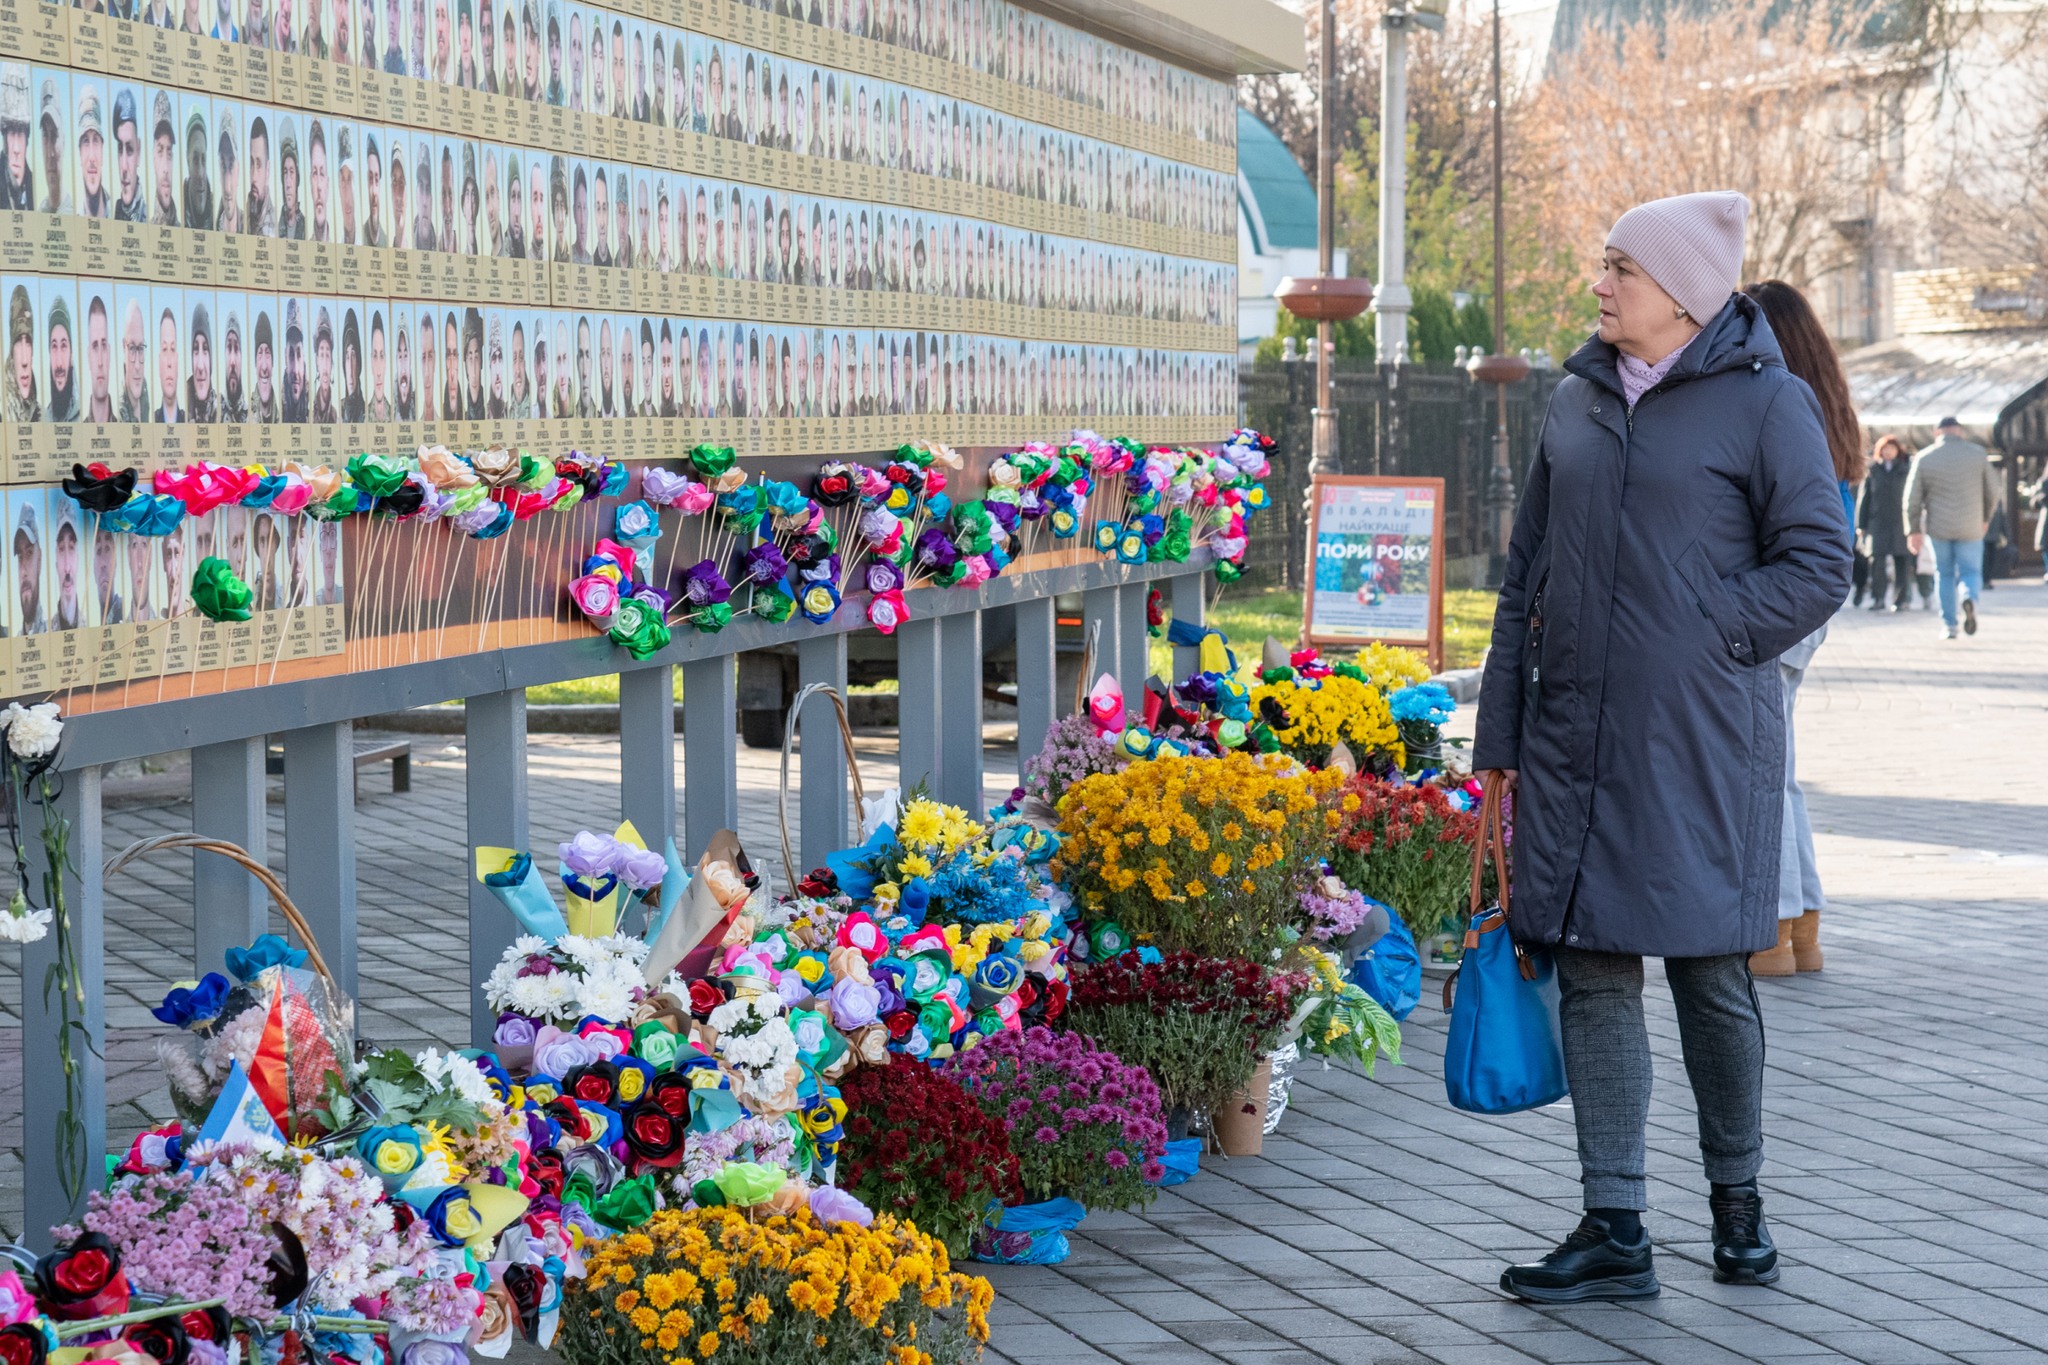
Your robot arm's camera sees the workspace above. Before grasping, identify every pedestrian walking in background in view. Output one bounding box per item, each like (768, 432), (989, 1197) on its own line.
(1858, 435), (1918, 610)
(1742, 280), (1860, 978)
(1904, 417), (2002, 638)
(1476, 191), (1850, 1303)
(2023, 469), (2048, 582)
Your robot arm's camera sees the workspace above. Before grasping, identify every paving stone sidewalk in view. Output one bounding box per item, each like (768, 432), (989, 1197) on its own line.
(4, 580), (2046, 1364)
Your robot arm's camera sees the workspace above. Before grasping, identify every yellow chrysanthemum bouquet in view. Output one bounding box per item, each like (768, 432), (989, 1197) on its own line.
(559, 1205), (993, 1365)
(1248, 670), (1404, 770)
(1052, 751), (1345, 959)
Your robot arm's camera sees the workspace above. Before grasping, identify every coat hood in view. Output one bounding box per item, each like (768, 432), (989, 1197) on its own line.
(1565, 291), (1783, 399)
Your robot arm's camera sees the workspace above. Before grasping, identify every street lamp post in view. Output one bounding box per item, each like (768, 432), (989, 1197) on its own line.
(1373, 1), (1445, 474)
(1279, 0), (1372, 482)
(1466, 0), (1529, 586)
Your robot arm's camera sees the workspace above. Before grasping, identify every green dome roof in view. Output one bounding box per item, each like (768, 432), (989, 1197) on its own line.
(1238, 109), (1317, 254)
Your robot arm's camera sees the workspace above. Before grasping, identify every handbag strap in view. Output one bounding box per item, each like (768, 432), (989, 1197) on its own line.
(1444, 772), (1535, 1010)
(1467, 771), (1511, 926)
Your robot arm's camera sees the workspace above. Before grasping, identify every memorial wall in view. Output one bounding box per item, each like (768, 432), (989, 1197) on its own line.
(0, 0), (1240, 701)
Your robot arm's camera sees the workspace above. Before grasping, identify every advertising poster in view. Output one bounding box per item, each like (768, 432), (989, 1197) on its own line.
(1305, 476), (1444, 664)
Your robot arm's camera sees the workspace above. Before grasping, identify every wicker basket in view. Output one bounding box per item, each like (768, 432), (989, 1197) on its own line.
(777, 682), (868, 886)
(103, 833), (338, 985)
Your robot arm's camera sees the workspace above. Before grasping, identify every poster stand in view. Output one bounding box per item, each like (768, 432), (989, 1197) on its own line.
(1301, 474), (1445, 671)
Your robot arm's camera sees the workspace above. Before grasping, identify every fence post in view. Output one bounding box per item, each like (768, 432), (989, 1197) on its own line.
(620, 665), (677, 911)
(1170, 573), (1208, 679)
(896, 615), (942, 793)
(21, 764), (105, 1240)
(796, 633), (850, 874)
(282, 721), (358, 1000)
(1119, 579), (1151, 700)
(1080, 586), (1119, 697)
(938, 609), (984, 815)
(466, 692), (528, 1046)
(1012, 595), (1057, 768)
(681, 655), (739, 860)
(190, 738), (270, 974)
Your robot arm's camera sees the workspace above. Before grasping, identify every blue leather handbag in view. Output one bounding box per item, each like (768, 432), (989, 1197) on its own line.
(1442, 774), (1569, 1114)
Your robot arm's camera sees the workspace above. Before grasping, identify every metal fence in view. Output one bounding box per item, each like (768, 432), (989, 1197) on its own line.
(19, 557), (1213, 1239)
(1237, 357), (1564, 587)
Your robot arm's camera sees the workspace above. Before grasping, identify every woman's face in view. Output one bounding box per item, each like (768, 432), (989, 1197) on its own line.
(1593, 249), (1689, 357)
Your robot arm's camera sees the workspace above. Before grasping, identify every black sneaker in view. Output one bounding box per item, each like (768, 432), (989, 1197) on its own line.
(1709, 1182), (1780, 1285)
(1963, 598), (1978, 635)
(1500, 1215), (1660, 1303)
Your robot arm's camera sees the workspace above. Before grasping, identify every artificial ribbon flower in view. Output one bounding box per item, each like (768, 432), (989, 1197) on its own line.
(417, 445), (477, 489)
(191, 557), (254, 622)
(470, 447), (522, 488)
(798, 581), (840, 624)
(688, 444), (736, 478)
(565, 571), (618, 625)
(612, 500), (658, 550)
(866, 588), (909, 635)
(607, 599), (671, 661)
(62, 462), (137, 513)
(639, 467), (689, 506)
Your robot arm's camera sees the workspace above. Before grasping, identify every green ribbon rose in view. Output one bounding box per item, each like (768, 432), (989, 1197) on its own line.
(689, 443), (736, 478)
(591, 1174), (659, 1231)
(192, 556), (254, 622)
(346, 452), (412, 499)
(608, 598), (671, 660)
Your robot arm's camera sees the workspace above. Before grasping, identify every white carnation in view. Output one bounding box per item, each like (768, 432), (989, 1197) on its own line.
(1, 702), (62, 761)
(0, 900), (51, 943)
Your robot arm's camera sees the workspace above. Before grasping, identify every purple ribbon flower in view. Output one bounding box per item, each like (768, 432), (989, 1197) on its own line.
(640, 467), (691, 506)
(915, 528), (959, 570)
(865, 560), (905, 594)
(678, 559), (733, 605)
(741, 542), (790, 587)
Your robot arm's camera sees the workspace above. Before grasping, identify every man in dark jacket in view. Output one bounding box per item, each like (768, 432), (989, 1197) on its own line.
(1858, 435), (1915, 610)
(1477, 192), (1850, 1304)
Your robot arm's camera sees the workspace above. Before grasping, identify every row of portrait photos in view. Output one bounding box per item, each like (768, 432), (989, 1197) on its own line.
(4, 278), (1241, 431)
(5, 483), (343, 639)
(71, 0), (1234, 145)
(11, 2), (1235, 238)
(2, 65), (1232, 326)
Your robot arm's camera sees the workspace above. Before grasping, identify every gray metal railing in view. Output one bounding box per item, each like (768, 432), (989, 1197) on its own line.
(17, 553), (1212, 1239)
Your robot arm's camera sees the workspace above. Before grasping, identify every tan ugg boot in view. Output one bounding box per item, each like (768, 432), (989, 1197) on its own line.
(1791, 910), (1823, 972)
(1750, 921), (1796, 976)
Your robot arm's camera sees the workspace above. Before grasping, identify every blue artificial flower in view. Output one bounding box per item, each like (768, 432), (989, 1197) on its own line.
(613, 500), (660, 549)
(151, 972), (231, 1028)
(1092, 520), (1120, 553)
(225, 933), (306, 982)
(763, 480), (810, 518)
(1390, 682), (1457, 728)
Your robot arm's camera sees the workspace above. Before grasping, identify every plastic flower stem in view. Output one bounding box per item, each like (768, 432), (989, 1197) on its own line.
(52, 1300), (229, 1339)
(30, 769), (89, 1204)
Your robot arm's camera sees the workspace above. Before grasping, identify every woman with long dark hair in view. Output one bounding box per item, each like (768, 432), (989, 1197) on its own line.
(1479, 193), (1850, 1302)
(1740, 280), (1860, 977)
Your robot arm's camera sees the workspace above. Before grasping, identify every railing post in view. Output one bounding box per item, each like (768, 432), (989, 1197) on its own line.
(1080, 586), (1120, 703)
(896, 615), (942, 793)
(1119, 579), (1151, 701)
(938, 609), (984, 815)
(1013, 595), (1057, 770)
(796, 633), (850, 874)
(619, 664), (678, 921)
(22, 764), (105, 1240)
(190, 738), (271, 974)
(282, 721), (358, 1000)
(681, 654), (739, 860)
(1171, 573), (1208, 681)
(465, 692), (528, 1046)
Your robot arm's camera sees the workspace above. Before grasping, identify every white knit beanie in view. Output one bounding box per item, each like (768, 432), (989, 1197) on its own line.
(1605, 191), (1750, 324)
